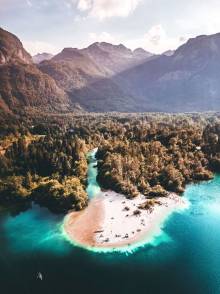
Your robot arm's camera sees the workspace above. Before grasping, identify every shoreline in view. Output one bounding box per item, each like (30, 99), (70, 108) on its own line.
(63, 191), (189, 252)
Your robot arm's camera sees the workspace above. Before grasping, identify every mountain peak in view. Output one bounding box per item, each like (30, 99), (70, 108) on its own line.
(133, 48), (154, 59)
(33, 52), (54, 64)
(0, 27), (32, 65)
(52, 47), (84, 61)
(172, 32), (220, 66)
(3, 28), (220, 114)
(0, 28), (70, 113)
(88, 42), (132, 55)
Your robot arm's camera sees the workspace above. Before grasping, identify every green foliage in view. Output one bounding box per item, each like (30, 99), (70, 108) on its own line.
(0, 127), (89, 212)
(0, 176), (31, 201)
(33, 177), (88, 213)
(0, 112), (220, 212)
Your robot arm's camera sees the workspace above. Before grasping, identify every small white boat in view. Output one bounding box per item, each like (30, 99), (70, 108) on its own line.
(37, 272), (43, 280)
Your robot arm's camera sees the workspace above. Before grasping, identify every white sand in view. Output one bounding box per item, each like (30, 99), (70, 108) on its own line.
(64, 191), (189, 250)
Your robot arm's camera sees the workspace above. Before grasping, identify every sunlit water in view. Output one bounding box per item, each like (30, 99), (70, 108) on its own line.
(1, 154), (220, 293)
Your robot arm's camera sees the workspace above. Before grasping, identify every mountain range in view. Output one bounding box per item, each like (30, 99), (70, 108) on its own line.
(1, 27), (220, 114)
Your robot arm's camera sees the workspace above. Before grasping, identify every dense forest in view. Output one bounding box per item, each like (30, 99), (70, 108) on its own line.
(1, 112), (220, 213)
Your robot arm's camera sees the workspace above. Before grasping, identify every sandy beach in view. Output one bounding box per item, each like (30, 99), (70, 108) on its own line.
(63, 191), (189, 250)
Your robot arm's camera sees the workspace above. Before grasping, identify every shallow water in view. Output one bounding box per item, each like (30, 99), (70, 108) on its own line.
(1, 172), (220, 293)
(65, 149), (176, 253)
(86, 148), (100, 198)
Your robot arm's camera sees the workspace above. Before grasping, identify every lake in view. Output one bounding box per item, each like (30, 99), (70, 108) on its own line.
(1, 175), (220, 294)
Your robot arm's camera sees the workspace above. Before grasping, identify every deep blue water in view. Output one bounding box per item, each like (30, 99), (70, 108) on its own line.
(1, 175), (220, 294)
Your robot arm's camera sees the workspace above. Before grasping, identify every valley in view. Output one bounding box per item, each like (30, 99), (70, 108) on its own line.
(2, 1), (220, 293)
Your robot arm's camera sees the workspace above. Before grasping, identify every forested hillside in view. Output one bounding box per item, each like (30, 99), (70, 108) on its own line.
(1, 112), (220, 213)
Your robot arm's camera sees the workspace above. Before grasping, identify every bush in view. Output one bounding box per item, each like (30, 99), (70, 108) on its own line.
(33, 177), (88, 213)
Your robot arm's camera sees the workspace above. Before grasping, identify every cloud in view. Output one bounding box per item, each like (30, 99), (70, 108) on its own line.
(22, 26), (189, 56)
(87, 26), (188, 54)
(76, 0), (142, 20)
(26, 0), (33, 7)
(0, 0), (29, 9)
(77, 0), (92, 11)
(177, 2), (220, 36)
(125, 25), (188, 54)
(23, 40), (61, 55)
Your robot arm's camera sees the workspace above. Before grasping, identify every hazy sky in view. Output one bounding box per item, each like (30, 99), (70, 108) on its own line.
(1, 0), (220, 55)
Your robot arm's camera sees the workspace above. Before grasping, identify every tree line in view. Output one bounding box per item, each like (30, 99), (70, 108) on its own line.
(1, 112), (220, 212)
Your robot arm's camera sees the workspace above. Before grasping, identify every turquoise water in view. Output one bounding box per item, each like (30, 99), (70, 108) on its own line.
(2, 204), (70, 255)
(1, 174), (220, 293)
(86, 148), (101, 198)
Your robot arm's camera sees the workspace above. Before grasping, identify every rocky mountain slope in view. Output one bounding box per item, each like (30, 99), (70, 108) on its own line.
(118, 33), (220, 112)
(0, 28), (32, 65)
(0, 28), (70, 113)
(44, 33), (220, 113)
(39, 42), (153, 112)
(2, 27), (220, 114)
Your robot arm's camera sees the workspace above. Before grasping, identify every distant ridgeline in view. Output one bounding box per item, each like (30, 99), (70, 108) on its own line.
(0, 113), (220, 213)
(2, 27), (220, 114)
